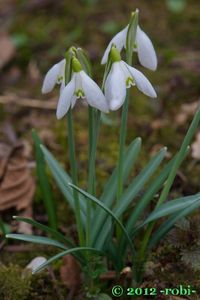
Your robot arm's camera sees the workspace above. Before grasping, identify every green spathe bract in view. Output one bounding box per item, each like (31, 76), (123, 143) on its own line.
(6, 9), (200, 298)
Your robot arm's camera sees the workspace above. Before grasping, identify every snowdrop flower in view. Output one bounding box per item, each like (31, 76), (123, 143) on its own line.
(42, 59), (66, 94)
(56, 57), (109, 119)
(26, 256), (47, 273)
(101, 24), (157, 71)
(105, 47), (157, 111)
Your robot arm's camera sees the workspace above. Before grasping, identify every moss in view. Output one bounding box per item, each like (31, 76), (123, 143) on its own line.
(0, 264), (31, 300)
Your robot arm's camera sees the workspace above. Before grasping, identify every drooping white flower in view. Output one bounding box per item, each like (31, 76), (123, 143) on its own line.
(26, 257), (47, 273)
(56, 58), (109, 119)
(42, 59), (66, 94)
(101, 25), (157, 71)
(105, 59), (157, 111)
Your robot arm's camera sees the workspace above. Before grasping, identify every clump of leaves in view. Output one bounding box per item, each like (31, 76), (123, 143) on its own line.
(166, 215), (200, 271)
(0, 264), (31, 300)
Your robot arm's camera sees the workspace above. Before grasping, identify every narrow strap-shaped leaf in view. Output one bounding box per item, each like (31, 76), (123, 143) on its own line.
(32, 130), (57, 229)
(91, 137), (141, 242)
(114, 147), (167, 217)
(94, 147), (167, 249)
(118, 155), (179, 255)
(125, 148), (189, 237)
(6, 234), (68, 250)
(138, 194), (200, 228)
(40, 145), (86, 222)
(33, 247), (104, 274)
(69, 183), (135, 254)
(148, 198), (200, 249)
(125, 156), (176, 234)
(13, 216), (74, 247)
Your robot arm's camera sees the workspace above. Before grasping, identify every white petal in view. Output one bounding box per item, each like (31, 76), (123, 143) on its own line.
(60, 80), (65, 94)
(105, 62), (127, 110)
(126, 64), (157, 98)
(136, 26), (157, 71)
(56, 59), (66, 83)
(56, 77), (75, 119)
(26, 257), (47, 273)
(101, 27), (128, 65)
(42, 62), (61, 94)
(80, 71), (109, 113)
(71, 95), (77, 109)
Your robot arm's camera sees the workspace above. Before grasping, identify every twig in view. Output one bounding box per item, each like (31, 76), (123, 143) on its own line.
(0, 94), (57, 110)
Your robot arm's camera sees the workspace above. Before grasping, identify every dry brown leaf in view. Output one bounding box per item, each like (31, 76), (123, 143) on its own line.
(60, 255), (81, 289)
(0, 32), (15, 69)
(175, 100), (200, 125)
(191, 131), (200, 160)
(0, 142), (35, 211)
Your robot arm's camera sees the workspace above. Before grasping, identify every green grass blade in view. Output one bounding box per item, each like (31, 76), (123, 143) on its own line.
(33, 247), (104, 274)
(6, 234), (68, 250)
(139, 194), (200, 227)
(148, 197), (200, 249)
(114, 147), (167, 217)
(32, 130), (57, 229)
(40, 145), (86, 222)
(69, 183), (135, 254)
(91, 137), (141, 242)
(13, 216), (74, 247)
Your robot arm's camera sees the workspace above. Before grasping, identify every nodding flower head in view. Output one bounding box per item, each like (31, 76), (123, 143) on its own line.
(101, 22), (157, 71)
(56, 57), (109, 119)
(105, 47), (157, 111)
(42, 59), (66, 94)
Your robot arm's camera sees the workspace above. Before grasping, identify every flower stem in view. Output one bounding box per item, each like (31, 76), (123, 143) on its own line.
(116, 54), (132, 212)
(67, 109), (84, 246)
(86, 109), (101, 246)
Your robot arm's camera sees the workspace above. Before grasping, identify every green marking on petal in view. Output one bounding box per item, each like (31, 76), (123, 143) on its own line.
(126, 77), (134, 88)
(75, 89), (85, 98)
(57, 76), (63, 83)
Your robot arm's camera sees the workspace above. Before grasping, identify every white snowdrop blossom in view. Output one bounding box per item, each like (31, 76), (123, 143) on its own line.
(105, 60), (157, 111)
(101, 25), (157, 71)
(56, 58), (109, 119)
(42, 59), (66, 94)
(26, 257), (47, 273)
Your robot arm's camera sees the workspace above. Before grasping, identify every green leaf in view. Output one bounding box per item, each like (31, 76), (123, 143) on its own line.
(95, 147), (167, 249)
(0, 218), (10, 235)
(32, 129), (57, 229)
(69, 183), (135, 254)
(140, 194), (200, 227)
(12, 217), (86, 264)
(91, 137), (141, 243)
(166, 0), (186, 13)
(119, 154), (181, 255)
(33, 247), (104, 274)
(13, 216), (74, 247)
(156, 107), (200, 208)
(125, 155), (178, 233)
(149, 197), (200, 249)
(114, 147), (167, 217)
(40, 145), (86, 222)
(6, 234), (68, 250)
